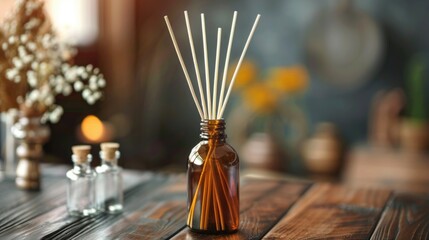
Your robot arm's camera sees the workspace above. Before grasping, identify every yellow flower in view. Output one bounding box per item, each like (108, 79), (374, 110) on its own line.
(229, 60), (258, 90)
(242, 83), (278, 114)
(267, 65), (308, 93)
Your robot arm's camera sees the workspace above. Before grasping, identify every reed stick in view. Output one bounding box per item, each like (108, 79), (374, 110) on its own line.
(201, 14), (212, 119)
(218, 14), (261, 118)
(212, 28), (222, 120)
(164, 16), (204, 118)
(217, 11), (237, 118)
(184, 11), (208, 119)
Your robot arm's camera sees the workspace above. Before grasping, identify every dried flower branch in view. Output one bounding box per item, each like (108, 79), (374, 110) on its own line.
(0, 0), (105, 123)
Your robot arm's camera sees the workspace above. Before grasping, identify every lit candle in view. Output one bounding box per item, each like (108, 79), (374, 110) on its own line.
(78, 115), (113, 143)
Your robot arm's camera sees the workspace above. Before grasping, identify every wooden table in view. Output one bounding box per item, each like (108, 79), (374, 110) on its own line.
(0, 166), (428, 239)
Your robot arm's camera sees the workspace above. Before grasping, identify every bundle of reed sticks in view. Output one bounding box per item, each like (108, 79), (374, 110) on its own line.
(164, 11), (260, 231)
(164, 11), (260, 120)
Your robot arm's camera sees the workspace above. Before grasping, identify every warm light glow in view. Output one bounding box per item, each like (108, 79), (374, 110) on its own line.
(45, 0), (98, 46)
(81, 115), (104, 142)
(0, 1), (14, 20)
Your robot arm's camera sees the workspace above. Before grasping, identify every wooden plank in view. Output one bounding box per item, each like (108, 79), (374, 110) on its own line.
(39, 173), (177, 240)
(84, 175), (187, 240)
(0, 171), (157, 240)
(371, 193), (429, 240)
(113, 178), (281, 240)
(0, 177), (66, 235)
(263, 183), (392, 239)
(0, 176), (61, 214)
(171, 179), (310, 240)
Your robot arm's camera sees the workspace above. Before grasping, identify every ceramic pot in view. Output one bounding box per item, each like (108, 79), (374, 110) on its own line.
(241, 133), (286, 172)
(302, 123), (343, 175)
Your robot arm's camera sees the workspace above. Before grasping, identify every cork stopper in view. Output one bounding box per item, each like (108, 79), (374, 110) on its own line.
(100, 142), (120, 161)
(72, 145), (91, 163)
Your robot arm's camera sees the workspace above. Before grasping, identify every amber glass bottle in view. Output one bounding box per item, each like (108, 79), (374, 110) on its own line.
(187, 119), (239, 234)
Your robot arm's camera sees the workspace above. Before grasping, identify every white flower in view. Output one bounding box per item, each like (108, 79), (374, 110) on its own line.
(24, 18), (41, 30)
(27, 71), (37, 87)
(86, 64), (93, 72)
(44, 95), (54, 106)
(97, 78), (106, 88)
(40, 62), (49, 75)
(81, 72), (89, 79)
(55, 75), (65, 85)
(18, 46), (27, 58)
(93, 91), (102, 100)
(22, 54), (34, 64)
(82, 89), (91, 99)
(0, 9), (106, 122)
(62, 84), (72, 96)
(49, 105), (64, 123)
(27, 42), (36, 51)
(28, 90), (40, 102)
(6, 68), (18, 80)
(20, 34), (29, 43)
(49, 112), (60, 123)
(89, 75), (97, 84)
(55, 105), (64, 115)
(14, 75), (21, 83)
(74, 81), (84, 91)
(61, 64), (70, 73)
(55, 83), (63, 94)
(76, 66), (85, 75)
(41, 113), (49, 124)
(49, 76), (56, 86)
(64, 69), (77, 82)
(89, 81), (98, 91)
(31, 61), (39, 70)
(42, 34), (52, 48)
(13, 57), (24, 69)
(86, 96), (96, 105)
(8, 36), (16, 44)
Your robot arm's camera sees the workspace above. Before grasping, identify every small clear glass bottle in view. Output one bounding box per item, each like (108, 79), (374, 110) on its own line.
(96, 142), (123, 213)
(67, 145), (98, 216)
(187, 119), (239, 234)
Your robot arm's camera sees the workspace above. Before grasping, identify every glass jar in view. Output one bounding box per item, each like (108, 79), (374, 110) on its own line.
(66, 151), (98, 216)
(96, 146), (123, 213)
(187, 119), (239, 233)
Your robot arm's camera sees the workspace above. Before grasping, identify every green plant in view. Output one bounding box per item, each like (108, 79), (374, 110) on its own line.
(406, 55), (427, 122)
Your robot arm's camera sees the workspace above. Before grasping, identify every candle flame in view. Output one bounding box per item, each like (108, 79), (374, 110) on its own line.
(81, 115), (104, 142)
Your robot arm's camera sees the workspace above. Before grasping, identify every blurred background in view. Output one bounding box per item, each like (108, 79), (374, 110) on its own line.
(1, 0), (429, 192)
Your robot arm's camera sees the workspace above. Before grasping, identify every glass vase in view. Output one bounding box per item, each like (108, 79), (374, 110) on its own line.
(0, 110), (19, 178)
(187, 119), (239, 234)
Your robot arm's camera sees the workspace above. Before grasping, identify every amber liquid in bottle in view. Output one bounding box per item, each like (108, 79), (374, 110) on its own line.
(187, 119), (239, 234)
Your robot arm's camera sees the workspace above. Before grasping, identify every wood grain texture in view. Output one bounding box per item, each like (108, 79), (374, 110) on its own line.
(171, 179), (311, 240)
(371, 193), (429, 240)
(0, 171), (160, 240)
(263, 183), (392, 240)
(2, 167), (429, 239)
(42, 174), (183, 240)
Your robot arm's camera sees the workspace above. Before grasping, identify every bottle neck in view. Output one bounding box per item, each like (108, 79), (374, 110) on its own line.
(200, 119), (226, 141)
(100, 151), (120, 167)
(72, 155), (92, 173)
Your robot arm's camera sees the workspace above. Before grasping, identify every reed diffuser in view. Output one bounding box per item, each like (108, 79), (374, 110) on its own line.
(165, 11), (260, 233)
